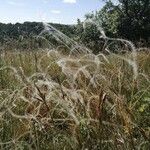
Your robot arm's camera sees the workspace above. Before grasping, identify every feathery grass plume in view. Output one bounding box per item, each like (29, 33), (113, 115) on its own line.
(0, 20), (149, 150)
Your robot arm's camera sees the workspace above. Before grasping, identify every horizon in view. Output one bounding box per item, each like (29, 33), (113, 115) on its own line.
(0, 21), (76, 25)
(0, 0), (108, 25)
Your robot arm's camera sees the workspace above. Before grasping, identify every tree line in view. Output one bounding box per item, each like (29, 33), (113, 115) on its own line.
(75, 0), (150, 52)
(0, 0), (149, 51)
(0, 22), (76, 50)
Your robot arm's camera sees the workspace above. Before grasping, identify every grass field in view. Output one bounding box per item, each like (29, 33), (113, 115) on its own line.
(0, 49), (150, 150)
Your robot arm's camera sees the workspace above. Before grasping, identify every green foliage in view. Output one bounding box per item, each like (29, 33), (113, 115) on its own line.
(75, 0), (150, 50)
(75, 20), (104, 53)
(117, 0), (150, 41)
(0, 22), (76, 50)
(95, 1), (120, 36)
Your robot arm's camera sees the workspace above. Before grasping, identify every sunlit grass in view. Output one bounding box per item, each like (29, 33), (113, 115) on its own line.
(0, 49), (149, 149)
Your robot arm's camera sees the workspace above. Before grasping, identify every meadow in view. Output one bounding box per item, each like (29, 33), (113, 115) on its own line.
(0, 0), (150, 148)
(0, 46), (149, 149)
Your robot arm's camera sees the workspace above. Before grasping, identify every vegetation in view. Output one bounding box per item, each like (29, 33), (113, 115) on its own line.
(0, 22), (76, 51)
(0, 0), (150, 52)
(76, 0), (150, 51)
(0, 0), (150, 149)
(0, 48), (150, 149)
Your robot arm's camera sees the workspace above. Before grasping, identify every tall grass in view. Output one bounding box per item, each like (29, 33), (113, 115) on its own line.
(0, 23), (150, 150)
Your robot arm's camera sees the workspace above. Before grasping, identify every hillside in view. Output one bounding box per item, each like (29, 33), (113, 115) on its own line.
(0, 22), (76, 51)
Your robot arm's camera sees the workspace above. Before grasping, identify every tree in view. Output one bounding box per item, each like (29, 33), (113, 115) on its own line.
(95, 1), (120, 37)
(75, 1), (120, 53)
(75, 15), (103, 53)
(117, 0), (150, 41)
(0, 22), (77, 50)
(76, 0), (150, 48)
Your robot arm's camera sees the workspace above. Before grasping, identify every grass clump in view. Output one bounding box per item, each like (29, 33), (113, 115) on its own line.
(0, 23), (150, 150)
(0, 48), (149, 150)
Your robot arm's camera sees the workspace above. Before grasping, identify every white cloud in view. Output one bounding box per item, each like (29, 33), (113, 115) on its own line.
(42, 0), (49, 4)
(7, 0), (24, 6)
(51, 10), (61, 14)
(63, 0), (76, 4)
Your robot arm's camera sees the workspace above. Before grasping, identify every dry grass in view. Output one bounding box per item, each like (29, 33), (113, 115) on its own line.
(0, 48), (150, 150)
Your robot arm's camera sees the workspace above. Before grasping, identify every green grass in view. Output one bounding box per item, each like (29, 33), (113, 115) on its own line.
(0, 50), (150, 150)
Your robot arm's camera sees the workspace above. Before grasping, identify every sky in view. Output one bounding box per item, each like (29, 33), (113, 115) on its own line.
(0, 0), (106, 24)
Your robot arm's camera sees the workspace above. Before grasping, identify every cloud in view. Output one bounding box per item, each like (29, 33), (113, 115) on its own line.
(42, 0), (49, 4)
(63, 0), (76, 4)
(51, 10), (61, 14)
(7, 0), (24, 6)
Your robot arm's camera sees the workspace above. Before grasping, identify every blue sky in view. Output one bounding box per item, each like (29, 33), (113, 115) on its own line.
(0, 0), (106, 24)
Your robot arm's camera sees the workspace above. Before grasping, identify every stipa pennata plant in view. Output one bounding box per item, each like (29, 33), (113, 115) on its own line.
(0, 22), (150, 150)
